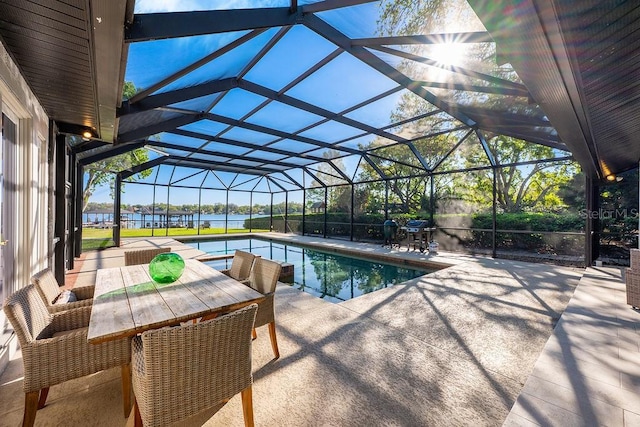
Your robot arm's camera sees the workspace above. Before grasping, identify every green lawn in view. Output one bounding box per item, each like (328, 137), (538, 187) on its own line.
(82, 238), (116, 251)
(81, 227), (268, 251)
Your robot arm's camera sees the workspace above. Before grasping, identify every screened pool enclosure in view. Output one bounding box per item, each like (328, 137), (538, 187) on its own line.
(65, 1), (639, 267)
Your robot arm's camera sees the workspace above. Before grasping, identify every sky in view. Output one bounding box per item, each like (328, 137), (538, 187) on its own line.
(88, 0), (537, 208)
(92, 1), (392, 206)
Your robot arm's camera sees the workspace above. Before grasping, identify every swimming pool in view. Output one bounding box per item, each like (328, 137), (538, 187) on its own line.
(186, 238), (433, 303)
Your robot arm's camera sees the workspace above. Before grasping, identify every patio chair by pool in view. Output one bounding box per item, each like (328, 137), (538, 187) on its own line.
(131, 304), (258, 427)
(3, 284), (132, 427)
(221, 250), (256, 281)
(124, 247), (171, 266)
(243, 258), (283, 359)
(31, 268), (94, 313)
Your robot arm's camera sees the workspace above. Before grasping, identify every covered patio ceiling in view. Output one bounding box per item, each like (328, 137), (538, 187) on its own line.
(1, 0), (638, 186)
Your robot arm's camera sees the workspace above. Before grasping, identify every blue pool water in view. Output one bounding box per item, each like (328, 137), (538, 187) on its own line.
(186, 238), (432, 303)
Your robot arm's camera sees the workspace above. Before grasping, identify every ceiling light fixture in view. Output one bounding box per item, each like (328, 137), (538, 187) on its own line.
(82, 130), (93, 139)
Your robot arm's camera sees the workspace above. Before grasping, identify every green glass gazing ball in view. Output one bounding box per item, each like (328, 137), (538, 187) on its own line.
(149, 252), (185, 284)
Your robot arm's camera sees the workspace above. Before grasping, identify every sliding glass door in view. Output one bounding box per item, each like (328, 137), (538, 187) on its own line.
(1, 111), (16, 302)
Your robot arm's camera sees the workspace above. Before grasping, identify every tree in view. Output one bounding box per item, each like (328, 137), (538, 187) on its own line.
(378, 0), (478, 37)
(462, 135), (578, 213)
(356, 114), (468, 214)
(307, 150), (350, 212)
(558, 170), (585, 211)
(82, 82), (152, 211)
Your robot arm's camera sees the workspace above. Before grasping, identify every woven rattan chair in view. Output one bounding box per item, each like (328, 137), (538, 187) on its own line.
(124, 247), (171, 266)
(31, 268), (94, 313)
(220, 250), (256, 281)
(3, 284), (132, 427)
(132, 304), (258, 427)
(243, 258), (282, 359)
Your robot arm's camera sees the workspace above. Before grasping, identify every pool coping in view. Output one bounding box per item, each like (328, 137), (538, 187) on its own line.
(177, 232), (458, 272)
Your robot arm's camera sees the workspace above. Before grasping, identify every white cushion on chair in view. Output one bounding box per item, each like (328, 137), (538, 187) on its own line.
(54, 290), (77, 305)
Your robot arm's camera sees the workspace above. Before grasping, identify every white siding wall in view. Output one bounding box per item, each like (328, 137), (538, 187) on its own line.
(0, 41), (50, 373)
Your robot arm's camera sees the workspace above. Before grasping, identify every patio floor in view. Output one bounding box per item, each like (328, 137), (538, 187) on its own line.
(1, 233), (638, 426)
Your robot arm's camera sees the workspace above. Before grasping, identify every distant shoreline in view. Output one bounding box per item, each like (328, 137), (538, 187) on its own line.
(82, 212), (274, 229)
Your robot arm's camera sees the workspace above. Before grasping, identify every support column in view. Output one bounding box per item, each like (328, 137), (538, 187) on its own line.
(285, 191), (289, 233)
(74, 162), (83, 257)
(270, 193), (274, 232)
(302, 190), (306, 236)
(53, 133), (66, 285)
(197, 187), (202, 235)
(114, 174), (122, 246)
(66, 149), (76, 269)
(429, 175), (435, 226)
(249, 192), (253, 232)
(350, 184), (354, 241)
(323, 188), (328, 238)
(165, 185), (170, 236)
(384, 180), (389, 220)
(225, 190), (229, 234)
(492, 167), (497, 258)
(585, 175), (599, 266)
(151, 185), (157, 235)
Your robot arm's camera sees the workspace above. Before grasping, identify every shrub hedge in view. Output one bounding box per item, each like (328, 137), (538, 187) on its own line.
(246, 211), (586, 254)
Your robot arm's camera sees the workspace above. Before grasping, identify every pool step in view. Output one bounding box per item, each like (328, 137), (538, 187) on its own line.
(276, 262), (294, 282)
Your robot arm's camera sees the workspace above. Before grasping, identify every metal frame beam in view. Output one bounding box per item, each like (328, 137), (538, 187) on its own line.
(369, 45), (528, 93)
(413, 80), (530, 97)
(73, 139), (110, 154)
(112, 2), (577, 201)
(367, 151), (430, 172)
(146, 141), (314, 170)
(457, 105), (558, 128)
(305, 164), (349, 183)
(202, 112), (365, 160)
(118, 113), (203, 143)
(126, 8), (299, 42)
(120, 78), (238, 115)
(431, 129), (475, 172)
(239, 79), (409, 144)
(351, 32), (493, 46)
(281, 171), (305, 190)
(167, 129), (324, 163)
(266, 176), (287, 192)
(129, 30), (266, 104)
(120, 156), (168, 179)
(79, 141), (145, 165)
(476, 129), (496, 167)
(302, 0), (377, 13)
(302, 167), (327, 188)
(303, 14), (478, 129)
(431, 155), (574, 176)
(468, 0), (601, 178)
(269, 174), (303, 191)
(165, 156), (282, 176)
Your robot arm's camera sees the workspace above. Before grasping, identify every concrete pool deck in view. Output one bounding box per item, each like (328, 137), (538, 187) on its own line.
(1, 233), (638, 426)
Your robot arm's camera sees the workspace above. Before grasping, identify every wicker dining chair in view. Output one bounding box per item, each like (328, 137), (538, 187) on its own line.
(131, 304), (258, 427)
(124, 247), (171, 266)
(31, 268), (94, 313)
(3, 284), (132, 427)
(220, 250), (256, 281)
(243, 258), (282, 359)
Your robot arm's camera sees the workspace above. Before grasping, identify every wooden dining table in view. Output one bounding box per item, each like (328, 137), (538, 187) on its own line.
(88, 258), (265, 344)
